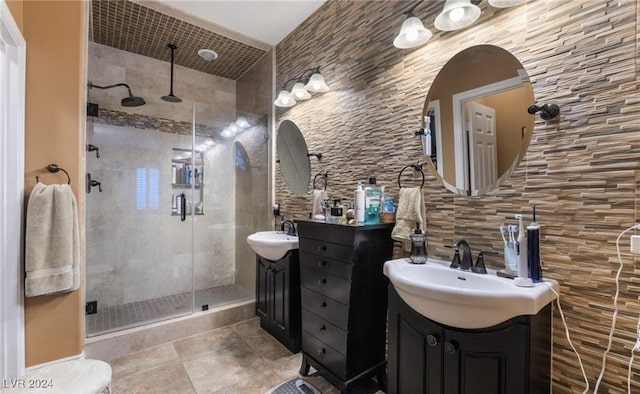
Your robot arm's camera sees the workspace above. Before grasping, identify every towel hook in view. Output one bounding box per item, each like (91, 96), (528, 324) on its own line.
(35, 163), (71, 185)
(397, 162), (425, 189)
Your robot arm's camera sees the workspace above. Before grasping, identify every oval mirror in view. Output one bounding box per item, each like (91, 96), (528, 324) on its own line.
(277, 120), (311, 196)
(422, 45), (534, 196)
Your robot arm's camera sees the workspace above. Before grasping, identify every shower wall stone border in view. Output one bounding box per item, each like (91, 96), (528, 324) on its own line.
(94, 108), (216, 138)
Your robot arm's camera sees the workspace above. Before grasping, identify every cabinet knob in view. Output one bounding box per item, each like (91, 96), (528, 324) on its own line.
(426, 334), (439, 347)
(319, 278), (327, 285)
(318, 245), (327, 252)
(320, 325), (326, 332)
(316, 348), (326, 356)
(318, 260), (328, 268)
(445, 342), (457, 355)
(320, 302), (327, 308)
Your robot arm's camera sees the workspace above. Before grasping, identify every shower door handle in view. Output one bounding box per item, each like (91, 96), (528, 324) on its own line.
(180, 193), (186, 221)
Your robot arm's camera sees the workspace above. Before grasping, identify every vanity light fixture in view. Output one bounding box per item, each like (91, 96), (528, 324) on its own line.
(393, 0), (432, 49)
(434, 0), (481, 31)
(290, 81), (312, 100)
(304, 68), (330, 93)
(274, 66), (330, 108)
(274, 89), (296, 107)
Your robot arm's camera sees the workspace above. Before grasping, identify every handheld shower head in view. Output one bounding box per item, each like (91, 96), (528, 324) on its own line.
(88, 82), (146, 107)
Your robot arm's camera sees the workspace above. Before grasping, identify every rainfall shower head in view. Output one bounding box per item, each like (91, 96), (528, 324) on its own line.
(162, 43), (182, 103)
(88, 82), (146, 107)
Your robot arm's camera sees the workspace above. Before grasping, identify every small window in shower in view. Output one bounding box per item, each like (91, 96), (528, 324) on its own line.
(136, 167), (160, 210)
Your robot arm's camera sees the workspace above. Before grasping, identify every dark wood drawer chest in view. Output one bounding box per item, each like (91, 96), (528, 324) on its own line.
(295, 220), (394, 394)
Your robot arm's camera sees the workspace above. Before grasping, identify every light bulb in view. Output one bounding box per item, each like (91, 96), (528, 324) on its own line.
(406, 28), (419, 42)
(449, 7), (465, 22)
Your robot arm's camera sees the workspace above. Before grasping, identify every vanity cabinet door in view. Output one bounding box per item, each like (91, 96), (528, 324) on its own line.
(255, 253), (301, 353)
(255, 256), (269, 320)
(388, 287), (443, 394)
(443, 324), (528, 394)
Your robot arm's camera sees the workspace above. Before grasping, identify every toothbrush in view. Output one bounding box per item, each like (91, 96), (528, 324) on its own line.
(500, 225), (509, 248)
(508, 224), (518, 250)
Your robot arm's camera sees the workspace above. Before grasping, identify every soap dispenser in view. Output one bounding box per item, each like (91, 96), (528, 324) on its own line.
(409, 222), (427, 264)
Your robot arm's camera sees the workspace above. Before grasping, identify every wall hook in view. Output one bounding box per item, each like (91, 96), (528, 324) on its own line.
(527, 103), (560, 120)
(307, 152), (322, 161)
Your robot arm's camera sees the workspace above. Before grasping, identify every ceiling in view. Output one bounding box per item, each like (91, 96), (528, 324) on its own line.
(90, 0), (325, 80)
(156, 0), (326, 47)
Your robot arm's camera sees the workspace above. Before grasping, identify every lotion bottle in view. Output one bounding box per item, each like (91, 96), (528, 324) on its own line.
(354, 181), (365, 224)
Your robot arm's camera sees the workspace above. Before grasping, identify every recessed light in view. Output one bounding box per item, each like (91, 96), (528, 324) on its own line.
(197, 49), (219, 61)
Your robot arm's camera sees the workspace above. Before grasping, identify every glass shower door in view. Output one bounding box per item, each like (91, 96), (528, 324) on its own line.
(85, 103), (196, 336)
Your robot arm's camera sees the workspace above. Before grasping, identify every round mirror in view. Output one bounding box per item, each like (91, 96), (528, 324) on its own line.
(277, 120), (311, 196)
(422, 45), (534, 196)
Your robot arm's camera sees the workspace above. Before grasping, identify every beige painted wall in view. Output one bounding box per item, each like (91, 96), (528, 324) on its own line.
(19, 1), (86, 366)
(6, 0), (22, 30)
(275, 0), (640, 392)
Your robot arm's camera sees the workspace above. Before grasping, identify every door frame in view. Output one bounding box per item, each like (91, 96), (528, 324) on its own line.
(451, 72), (527, 193)
(0, 0), (26, 381)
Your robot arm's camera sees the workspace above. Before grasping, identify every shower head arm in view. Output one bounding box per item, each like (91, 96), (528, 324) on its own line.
(88, 82), (135, 97)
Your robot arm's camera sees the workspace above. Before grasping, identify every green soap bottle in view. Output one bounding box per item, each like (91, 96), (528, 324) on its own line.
(364, 177), (382, 224)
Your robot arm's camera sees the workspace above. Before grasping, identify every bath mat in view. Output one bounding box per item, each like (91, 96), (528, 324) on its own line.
(265, 378), (321, 394)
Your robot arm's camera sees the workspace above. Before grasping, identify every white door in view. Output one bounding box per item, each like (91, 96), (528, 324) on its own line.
(0, 0), (26, 381)
(466, 101), (497, 195)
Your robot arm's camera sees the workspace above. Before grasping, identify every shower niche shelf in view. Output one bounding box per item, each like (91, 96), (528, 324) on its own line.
(171, 148), (204, 216)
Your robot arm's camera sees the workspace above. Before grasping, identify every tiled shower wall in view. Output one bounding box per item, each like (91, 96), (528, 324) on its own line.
(275, 0), (640, 392)
(86, 42), (269, 307)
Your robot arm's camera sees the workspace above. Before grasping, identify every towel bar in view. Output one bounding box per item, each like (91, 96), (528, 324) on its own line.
(35, 163), (71, 185)
(397, 162), (425, 189)
(313, 171), (328, 190)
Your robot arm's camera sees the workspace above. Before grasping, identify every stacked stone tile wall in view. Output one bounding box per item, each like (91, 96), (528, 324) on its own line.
(275, 0), (640, 391)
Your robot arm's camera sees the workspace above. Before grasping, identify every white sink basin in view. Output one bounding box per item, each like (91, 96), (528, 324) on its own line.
(247, 231), (299, 261)
(383, 257), (558, 329)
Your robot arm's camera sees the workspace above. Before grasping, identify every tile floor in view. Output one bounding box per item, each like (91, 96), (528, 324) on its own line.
(109, 317), (384, 394)
(87, 285), (253, 336)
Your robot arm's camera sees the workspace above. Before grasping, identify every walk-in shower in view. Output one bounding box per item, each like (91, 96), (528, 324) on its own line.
(85, 0), (271, 337)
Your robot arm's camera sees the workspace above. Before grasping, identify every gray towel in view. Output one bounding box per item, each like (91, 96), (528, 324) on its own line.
(25, 182), (79, 297)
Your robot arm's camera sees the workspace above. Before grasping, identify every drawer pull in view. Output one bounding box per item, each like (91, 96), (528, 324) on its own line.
(318, 278), (327, 285)
(320, 302), (327, 308)
(318, 260), (328, 268)
(316, 348), (326, 356)
(426, 334), (438, 347)
(320, 325), (326, 332)
(318, 245), (327, 252)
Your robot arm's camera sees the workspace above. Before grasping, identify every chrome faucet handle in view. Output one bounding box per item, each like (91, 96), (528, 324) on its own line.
(471, 251), (499, 274)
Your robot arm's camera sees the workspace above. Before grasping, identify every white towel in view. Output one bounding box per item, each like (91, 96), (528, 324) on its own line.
(312, 189), (328, 216)
(392, 187), (427, 251)
(25, 182), (80, 297)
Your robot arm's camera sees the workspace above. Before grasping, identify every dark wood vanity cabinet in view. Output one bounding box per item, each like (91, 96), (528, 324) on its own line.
(388, 287), (552, 394)
(296, 220), (394, 394)
(255, 251), (301, 353)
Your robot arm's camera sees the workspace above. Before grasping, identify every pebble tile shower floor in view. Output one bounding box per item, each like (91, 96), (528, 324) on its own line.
(87, 284), (253, 336)
(109, 318), (384, 394)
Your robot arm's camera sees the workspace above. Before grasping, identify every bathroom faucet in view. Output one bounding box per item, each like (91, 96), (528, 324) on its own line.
(281, 220), (297, 236)
(451, 240), (472, 271)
